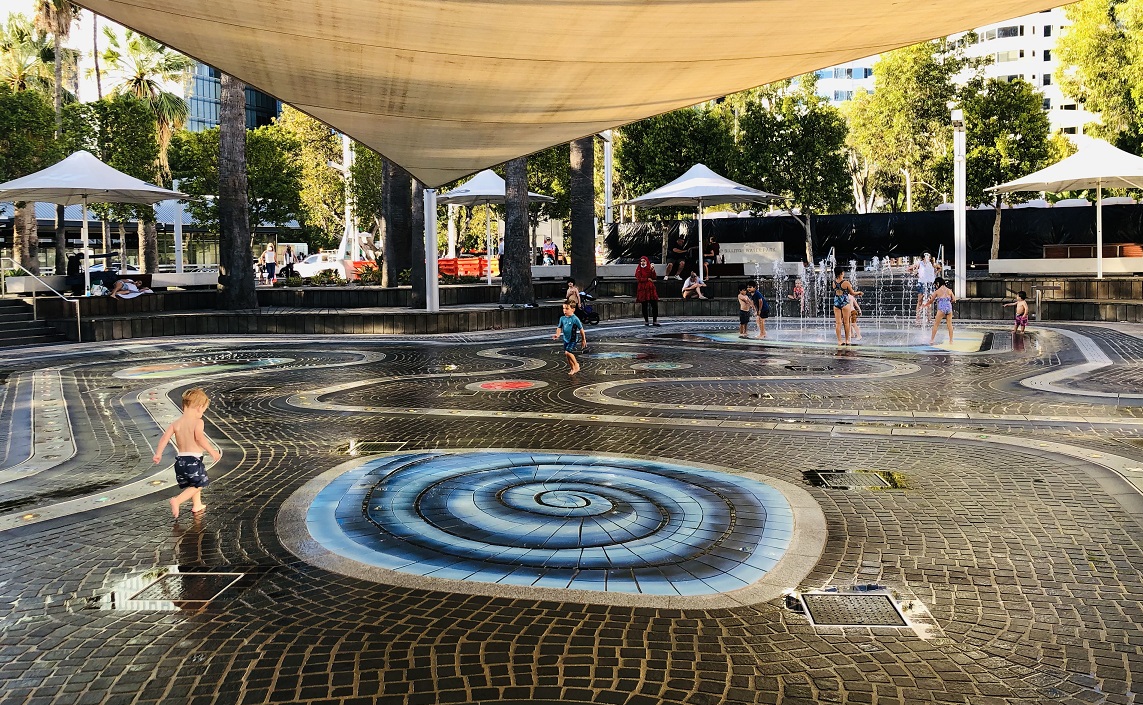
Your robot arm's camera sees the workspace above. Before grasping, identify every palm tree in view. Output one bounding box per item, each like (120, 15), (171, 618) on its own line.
(569, 136), (596, 286)
(0, 15), (54, 92)
(101, 27), (192, 177)
(500, 156), (535, 305)
(217, 72), (256, 309)
(34, 0), (79, 276)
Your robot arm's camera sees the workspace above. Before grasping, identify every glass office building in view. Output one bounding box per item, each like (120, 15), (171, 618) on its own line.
(187, 63), (282, 131)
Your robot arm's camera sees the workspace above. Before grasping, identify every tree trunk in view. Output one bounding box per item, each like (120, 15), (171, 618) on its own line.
(92, 13), (102, 99)
(141, 219), (159, 273)
(990, 194), (1002, 262)
(381, 158), (412, 287)
(793, 212), (814, 266)
(217, 73), (257, 309)
(14, 203), (39, 274)
(409, 179), (426, 308)
(569, 136), (596, 286)
(54, 204), (67, 275)
(499, 157), (534, 305)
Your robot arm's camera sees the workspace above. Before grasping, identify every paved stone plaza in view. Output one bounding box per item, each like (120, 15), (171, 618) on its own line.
(1, 317), (1142, 705)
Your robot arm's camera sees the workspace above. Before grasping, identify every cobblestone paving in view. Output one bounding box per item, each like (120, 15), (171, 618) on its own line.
(1, 320), (1143, 704)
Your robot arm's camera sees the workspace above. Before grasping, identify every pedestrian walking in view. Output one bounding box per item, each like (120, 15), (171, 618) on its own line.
(259, 243), (278, 283)
(635, 256), (660, 326)
(553, 302), (586, 375)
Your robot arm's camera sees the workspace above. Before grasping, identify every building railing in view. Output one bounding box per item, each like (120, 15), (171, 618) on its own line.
(1, 258), (82, 343)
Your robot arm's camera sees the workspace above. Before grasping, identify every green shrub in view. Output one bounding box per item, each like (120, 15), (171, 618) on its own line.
(284, 276), (303, 287)
(398, 268), (411, 285)
(357, 263), (383, 285)
(311, 269), (344, 286)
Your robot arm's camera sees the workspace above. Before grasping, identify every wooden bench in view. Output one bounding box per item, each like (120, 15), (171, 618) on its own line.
(1044, 243), (1142, 258)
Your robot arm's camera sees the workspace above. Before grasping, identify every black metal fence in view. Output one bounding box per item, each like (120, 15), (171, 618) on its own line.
(605, 204), (1143, 264)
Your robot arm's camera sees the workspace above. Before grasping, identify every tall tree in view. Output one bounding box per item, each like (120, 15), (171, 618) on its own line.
(34, 0), (79, 276)
(847, 39), (980, 212)
(169, 124), (303, 232)
(100, 27), (192, 177)
(960, 77), (1053, 259)
(738, 76), (849, 264)
(500, 156), (534, 305)
(217, 73), (256, 309)
(409, 179), (426, 307)
(569, 136), (596, 285)
(0, 14), (54, 92)
(275, 105), (344, 250)
(1056, 0), (1143, 151)
(380, 158), (412, 287)
(615, 105), (735, 216)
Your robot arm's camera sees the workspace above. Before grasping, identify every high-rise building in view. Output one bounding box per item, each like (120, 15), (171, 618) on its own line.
(186, 63), (282, 131)
(960, 8), (1096, 134)
(813, 60), (875, 105)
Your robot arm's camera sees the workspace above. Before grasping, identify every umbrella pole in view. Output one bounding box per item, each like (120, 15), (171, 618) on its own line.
(1096, 180), (1103, 280)
(698, 198), (704, 280)
(82, 197), (90, 295)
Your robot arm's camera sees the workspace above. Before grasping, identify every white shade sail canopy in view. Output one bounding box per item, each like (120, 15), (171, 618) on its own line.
(0, 150), (186, 205)
(437, 169), (554, 205)
(78, 0), (1062, 188)
(622, 164), (781, 208)
(990, 138), (1143, 194)
(990, 138), (1143, 280)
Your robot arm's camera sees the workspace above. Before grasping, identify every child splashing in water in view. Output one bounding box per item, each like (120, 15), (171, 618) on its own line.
(923, 277), (956, 345)
(153, 388), (222, 519)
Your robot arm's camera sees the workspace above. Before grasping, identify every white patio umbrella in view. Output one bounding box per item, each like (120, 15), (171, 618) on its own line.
(436, 169), (554, 284)
(621, 164), (781, 278)
(0, 151), (186, 293)
(990, 138), (1143, 279)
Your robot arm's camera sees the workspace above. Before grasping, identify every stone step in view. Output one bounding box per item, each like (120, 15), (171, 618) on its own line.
(0, 333), (66, 348)
(0, 311), (33, 323)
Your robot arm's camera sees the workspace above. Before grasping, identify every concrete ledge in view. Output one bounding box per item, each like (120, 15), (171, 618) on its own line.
(988, 257), (1143, 275)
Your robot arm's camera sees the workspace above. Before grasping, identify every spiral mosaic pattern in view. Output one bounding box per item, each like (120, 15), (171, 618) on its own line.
(115, 357), (293, 378)
(306, 451), (794, 595)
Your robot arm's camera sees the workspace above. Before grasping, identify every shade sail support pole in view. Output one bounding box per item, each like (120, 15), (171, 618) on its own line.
(1096, 179), (1103, 280)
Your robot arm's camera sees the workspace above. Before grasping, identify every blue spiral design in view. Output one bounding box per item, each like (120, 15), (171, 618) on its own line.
(307, 451), (794, 595)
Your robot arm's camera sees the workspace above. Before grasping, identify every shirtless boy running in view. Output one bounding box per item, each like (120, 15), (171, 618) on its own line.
(153, 388), (222, 518)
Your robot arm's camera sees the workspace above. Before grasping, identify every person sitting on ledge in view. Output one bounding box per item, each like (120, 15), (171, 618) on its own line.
(681, 271), (708, 300)
(110, 278), (154, 299)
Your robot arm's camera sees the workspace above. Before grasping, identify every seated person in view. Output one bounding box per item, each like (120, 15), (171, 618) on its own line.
(541, 237), (558, 265)
(665, 236), (689, 279)
(65, 252), (84, 295)
(681, 271), (708, 300)
(110, 278), (154, 299)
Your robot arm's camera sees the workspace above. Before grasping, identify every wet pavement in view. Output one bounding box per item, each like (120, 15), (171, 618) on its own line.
(1, 318), (1142, 704)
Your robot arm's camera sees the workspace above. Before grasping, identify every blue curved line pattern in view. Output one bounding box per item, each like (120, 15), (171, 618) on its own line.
(306, 451), (794, 596)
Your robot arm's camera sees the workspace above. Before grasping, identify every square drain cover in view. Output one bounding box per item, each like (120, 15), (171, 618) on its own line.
(130, 573), (242, 602)
(801, 593), (907, 627)
(818, 472), (890, 489)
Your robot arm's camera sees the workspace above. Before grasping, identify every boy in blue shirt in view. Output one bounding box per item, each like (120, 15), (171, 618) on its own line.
(553, 302), (586, 375)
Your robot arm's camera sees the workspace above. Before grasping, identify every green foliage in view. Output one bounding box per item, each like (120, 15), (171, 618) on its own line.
(1056, 0), (1143, 151)
(63, 94), (160, 223)
(527, 142), (571, 224)
(284, 276), (303, 287)
(356, 263), (383, 285)
(169, 124), (304, 231)
(737, 78), (850, 215)
(309, 268), (343, 286)
(275, 106), (344, 250)
(960, 77), (1053, 205)
(616, 105), (735, 217)
(351, 141), (384, 233)
(847, 38), (982, 211)
(0, 84), (58, 182)
(439, 273), (483, 284)
(0, 13), (54, 92)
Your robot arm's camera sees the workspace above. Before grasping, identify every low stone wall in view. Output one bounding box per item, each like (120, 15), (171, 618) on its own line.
(256, 284), (501, 308)
(968, 276), (1143, 301)
(34, 290), (218, 319)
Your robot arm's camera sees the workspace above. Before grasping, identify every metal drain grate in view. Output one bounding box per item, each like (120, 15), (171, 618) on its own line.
(804, 470), (899, 489)
(130, 573), (242, 602)
(602, 369), (636, 375)
(801, 592), (908, 627)
(339, 441), (408, 455)
(786, 365), (833, 372)
(440, 391), (478, 397)
(231, 386), (273, 393)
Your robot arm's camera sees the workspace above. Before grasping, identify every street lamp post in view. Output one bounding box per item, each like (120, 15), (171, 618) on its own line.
(951, 108), (966, 300)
